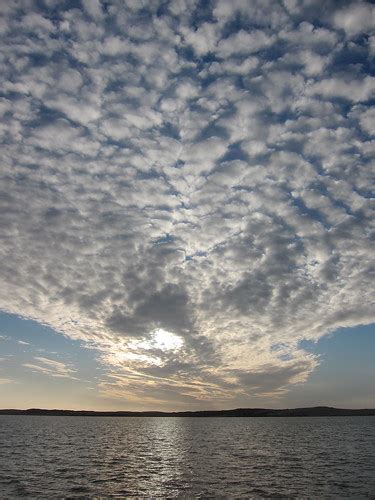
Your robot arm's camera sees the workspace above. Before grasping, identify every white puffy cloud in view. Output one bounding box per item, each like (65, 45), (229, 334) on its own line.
(82, 0), (104, 20)
(355, 106), (375, 136)
(0, 0), (373, 409)
(217, 30), (275, 57)
(333, 2), (375, 37)
(310, 76), (375, 103)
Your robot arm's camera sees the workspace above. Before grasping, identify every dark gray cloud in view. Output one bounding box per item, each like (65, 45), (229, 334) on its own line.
(0, 0), (374, 407)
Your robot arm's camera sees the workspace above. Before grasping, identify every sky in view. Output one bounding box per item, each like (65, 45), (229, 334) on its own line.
(0, 0), (374, 411)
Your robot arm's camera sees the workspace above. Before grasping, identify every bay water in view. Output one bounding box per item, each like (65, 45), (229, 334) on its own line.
(0, 415), (374, 497)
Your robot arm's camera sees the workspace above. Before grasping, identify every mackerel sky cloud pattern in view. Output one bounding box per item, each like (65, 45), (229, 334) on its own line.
(0, 0), (374, 408)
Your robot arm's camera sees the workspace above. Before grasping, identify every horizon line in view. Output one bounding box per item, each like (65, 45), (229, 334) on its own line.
(1, 406), (375, 417)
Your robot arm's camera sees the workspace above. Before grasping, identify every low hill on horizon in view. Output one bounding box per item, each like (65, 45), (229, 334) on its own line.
(1, 406), (375, 417)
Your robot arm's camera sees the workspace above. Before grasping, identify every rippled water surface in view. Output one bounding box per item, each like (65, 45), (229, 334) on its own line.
(1, 416), (375, 498)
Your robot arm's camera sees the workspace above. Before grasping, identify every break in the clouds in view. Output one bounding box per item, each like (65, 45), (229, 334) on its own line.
(0, 0), (374, 409)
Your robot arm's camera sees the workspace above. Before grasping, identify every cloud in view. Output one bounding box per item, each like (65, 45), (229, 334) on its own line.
(354, 106), (375, 136)
(333, 2), (375, 37)
(82, 0), (104, 21)
(22, 357), (77, 379)
(0, 0), (374, 408)
(0, 378), (14, 385)
(216, 30), (275, 57)
(309, 76), (375, 103)
(231, 357), (318, 396)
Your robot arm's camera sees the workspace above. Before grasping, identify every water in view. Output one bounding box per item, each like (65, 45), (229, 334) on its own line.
(0, 416), (374, 498)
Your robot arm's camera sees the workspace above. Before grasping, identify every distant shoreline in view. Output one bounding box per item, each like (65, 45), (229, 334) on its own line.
(1, 406), (375, 417)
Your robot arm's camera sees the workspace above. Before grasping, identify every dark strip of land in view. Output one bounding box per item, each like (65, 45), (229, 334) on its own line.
(0, 406), (374, 417)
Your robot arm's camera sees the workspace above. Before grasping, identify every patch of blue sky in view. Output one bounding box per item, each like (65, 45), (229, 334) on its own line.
(285, 324), (375, 408)
(0, 311), (105, 383)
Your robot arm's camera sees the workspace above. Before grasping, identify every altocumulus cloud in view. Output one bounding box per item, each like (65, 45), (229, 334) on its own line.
(0, 0), (374, 408)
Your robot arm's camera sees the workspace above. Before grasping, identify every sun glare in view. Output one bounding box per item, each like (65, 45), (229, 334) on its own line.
(124, 329), (184, 365)
(151, 329), (184, 351)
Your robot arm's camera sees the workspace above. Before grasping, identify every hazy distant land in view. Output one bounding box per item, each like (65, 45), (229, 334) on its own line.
(1, 407), (374, 417)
